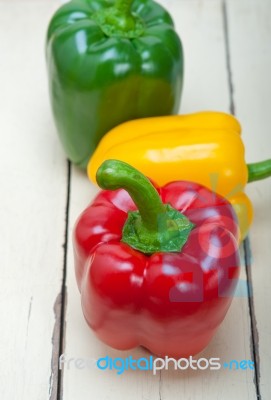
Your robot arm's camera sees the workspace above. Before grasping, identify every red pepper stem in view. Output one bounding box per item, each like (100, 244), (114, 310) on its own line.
(96, 159), (167, 232)
(96, 160), (194, 254)
(247, 159), (271, 183)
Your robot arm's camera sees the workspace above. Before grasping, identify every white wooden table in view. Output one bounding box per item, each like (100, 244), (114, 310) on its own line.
(1, 0), (270, 399)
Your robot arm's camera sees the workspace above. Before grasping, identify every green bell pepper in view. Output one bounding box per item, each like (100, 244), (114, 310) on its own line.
(46, 0), (184, 168)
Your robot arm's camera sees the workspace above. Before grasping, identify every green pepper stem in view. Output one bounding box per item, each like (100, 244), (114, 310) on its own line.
(247, 159), (271, 183)
(92, 0), (144, 38)
(111, 0), (137, 32)
(96, 159), (166, 232)
(114, 0), (134, 15)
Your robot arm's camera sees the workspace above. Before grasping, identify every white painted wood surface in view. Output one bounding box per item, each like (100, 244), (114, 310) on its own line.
(0, 0), (270, 399)
(0, 1), (67, 399)
(227, 1), (271, 398)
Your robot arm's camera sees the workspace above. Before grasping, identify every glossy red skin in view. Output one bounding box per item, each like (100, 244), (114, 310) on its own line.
(73, 181), (240, 358)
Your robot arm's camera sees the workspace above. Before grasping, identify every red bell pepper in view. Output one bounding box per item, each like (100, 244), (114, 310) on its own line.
(73, 160), (240, 358)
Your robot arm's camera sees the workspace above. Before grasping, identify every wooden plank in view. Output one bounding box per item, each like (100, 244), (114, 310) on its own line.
(227, 0), (271, 398)
(63, 1), (255, 399)
(159, 1), (255, 397)
(0, 1), (67, 400)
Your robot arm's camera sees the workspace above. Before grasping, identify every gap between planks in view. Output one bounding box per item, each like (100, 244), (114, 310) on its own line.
(222, 1), (261, 398)
(50, 160), (71, 400)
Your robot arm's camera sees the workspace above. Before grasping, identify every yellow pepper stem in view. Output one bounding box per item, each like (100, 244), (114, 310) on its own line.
(247, 159), (271, 183)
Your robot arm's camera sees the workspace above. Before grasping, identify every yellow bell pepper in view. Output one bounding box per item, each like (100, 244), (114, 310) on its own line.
(88, 112), (271, 240)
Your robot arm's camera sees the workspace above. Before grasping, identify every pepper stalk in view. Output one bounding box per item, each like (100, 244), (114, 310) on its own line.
(247, 159), (271, 182)
(96, 159), (194, 254)
(93, 0), (145, 38)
